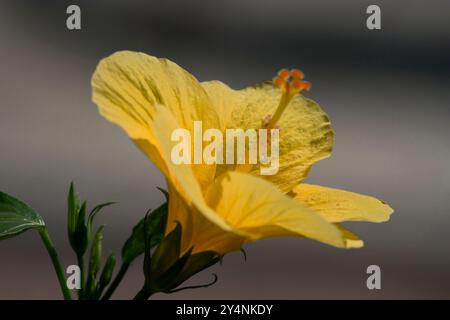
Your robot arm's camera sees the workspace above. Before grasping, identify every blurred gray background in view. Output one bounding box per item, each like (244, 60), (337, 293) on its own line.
(0, 0), (449, 299)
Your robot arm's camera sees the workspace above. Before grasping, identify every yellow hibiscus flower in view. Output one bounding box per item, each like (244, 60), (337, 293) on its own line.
(92, 51), (393, 256)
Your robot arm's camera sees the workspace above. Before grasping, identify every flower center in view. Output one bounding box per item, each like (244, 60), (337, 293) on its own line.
(265, 68), (311, 129)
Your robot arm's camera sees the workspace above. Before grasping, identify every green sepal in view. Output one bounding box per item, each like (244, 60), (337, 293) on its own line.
(121, 202), (168, 264)
(156, 187), (169, 201)
(143, 223), (221, 293)
(0, 191), (45, 240)
(87, 202), (116, 233)
(71, 201), (89, 256)
(142, 221), (184, 292)
(171, 251), (221, 289)
(149, 222), (181, 279)
(147, 247), (192, 293)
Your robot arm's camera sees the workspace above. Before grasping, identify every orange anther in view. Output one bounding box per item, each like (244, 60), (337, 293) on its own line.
(277, 69), (290, 80)
(301, 81), (312, 91)
(273, 76), (285, 88)
(290, 69), (304, 80)
(290, 79), (312, 92)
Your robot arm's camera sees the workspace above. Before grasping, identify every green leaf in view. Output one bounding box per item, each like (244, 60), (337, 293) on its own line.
(0, 191), (45, 240)
(121, 202), (168, 264)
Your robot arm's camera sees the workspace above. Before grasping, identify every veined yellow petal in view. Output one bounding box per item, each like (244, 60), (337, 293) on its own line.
(202, 81), (333, 193)
(203, 171), (346, 251)
(92, 51), (218, 187)
(201, 81), (238, 132)
(169, 175), (366, 254)
(292, 184), (394, 223)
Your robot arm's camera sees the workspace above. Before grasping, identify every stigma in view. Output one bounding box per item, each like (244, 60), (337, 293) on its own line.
(265, 68), (311, 128)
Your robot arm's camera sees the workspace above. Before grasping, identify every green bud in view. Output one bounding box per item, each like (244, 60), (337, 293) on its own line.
(67, 182), (80, 249)
(89, 225), (104, 278)
(99, 253), (116, 289)
(72, 201), (89, 257)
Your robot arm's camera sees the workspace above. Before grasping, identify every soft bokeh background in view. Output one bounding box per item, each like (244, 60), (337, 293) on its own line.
(1, 0), (449, 299)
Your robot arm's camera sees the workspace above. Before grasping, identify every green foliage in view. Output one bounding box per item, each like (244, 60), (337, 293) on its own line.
(98, 253), (116, 295)
(121, 202), (168, 264)
(67, 182), (80, 248)
(0, 191), (45, 240)
(67, 183), (117, 299)
(0, 184), (224, 300)
(140, 222), (221, 295)
(68, 183), (115, 258)
(89, 226), (105, 278)
(84, 226), (105, 299)
(149, 222), (182, 278)
(172, 251), (221, 289)
(0, 191), (73, 299)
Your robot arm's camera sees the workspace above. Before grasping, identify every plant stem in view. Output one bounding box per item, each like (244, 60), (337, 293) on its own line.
(77, 253), (85, 299)
(133, 286), (153, 300)
(38, 227), (72, 300)
(101, 262), (130, 300)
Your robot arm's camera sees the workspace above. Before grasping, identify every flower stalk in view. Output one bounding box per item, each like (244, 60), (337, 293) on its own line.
(38, 227), (72, 300)
(133, 287), (154, 300)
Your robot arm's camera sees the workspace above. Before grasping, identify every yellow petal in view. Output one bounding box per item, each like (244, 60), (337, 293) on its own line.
(201, 80), (238, 132)
(200, 171), (346, 253)
(203, 81), (333, 193)
(92, 51), (218, 187)
(292, 184), (394, 223)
